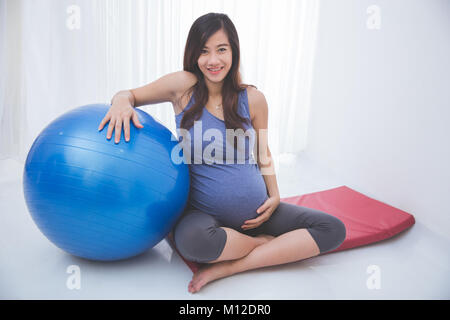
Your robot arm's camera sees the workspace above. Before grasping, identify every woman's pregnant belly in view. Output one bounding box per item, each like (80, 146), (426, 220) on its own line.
(188, 163), (269, 229)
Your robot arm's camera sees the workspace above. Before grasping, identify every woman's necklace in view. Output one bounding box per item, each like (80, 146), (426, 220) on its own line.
(209, 96), (222, 110)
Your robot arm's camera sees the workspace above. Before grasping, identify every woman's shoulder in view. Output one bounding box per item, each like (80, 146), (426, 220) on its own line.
(173, 71), (198, 114)
(179, 71), (198, 86)
(245, 86), (266, 121)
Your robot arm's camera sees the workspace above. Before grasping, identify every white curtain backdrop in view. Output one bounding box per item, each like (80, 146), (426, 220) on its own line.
(0, 0), (320, 167)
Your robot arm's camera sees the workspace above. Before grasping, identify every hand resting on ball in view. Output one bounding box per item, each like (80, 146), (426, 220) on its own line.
(98, 90), (144, 143)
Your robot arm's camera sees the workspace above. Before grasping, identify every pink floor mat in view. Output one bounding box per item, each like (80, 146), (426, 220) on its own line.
(166, 185), (415, 273)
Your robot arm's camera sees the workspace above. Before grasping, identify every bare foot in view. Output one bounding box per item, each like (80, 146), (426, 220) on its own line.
(188, 261), (234, 293)
(188, 235), (275, 293)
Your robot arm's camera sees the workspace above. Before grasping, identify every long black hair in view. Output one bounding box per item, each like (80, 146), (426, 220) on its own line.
(180, 12), (257, 133)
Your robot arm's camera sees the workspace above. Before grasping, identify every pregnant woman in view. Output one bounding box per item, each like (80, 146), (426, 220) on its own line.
(98, 13), (346, 293)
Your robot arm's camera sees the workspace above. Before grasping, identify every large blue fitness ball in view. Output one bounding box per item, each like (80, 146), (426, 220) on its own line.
(23, 104), (189, 261)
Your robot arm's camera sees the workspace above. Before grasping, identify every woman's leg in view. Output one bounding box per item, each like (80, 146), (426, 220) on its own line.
(188, 228), (320, 293)
(245, 202), (347, 255)
(173, 210), (269, 263)
(230, 201), (348, 270)
(206, 227), (272, 263)
(188, 203), (346, 293)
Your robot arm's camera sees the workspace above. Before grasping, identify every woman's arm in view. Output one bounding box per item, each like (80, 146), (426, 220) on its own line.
(130, 71), (191, 107)
(241, 88), (280, 230)
(249, 88), (280, 199)
(99, 71), (197, 143)
(259, 146), (280, 199)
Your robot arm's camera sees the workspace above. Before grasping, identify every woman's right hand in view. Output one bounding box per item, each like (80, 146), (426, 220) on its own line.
(98, 101), (144, 143)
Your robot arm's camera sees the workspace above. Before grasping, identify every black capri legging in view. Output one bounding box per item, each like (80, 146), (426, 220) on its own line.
(173, 202), (346, 263)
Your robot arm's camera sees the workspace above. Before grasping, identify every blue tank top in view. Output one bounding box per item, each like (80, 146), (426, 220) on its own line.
(175, 88), (269, 229)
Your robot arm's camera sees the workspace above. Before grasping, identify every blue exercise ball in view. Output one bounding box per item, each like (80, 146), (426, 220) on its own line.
(23, 104), (189, 261)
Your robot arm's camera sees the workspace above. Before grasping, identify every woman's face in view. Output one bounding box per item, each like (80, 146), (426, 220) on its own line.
(197, 29), (233, 84)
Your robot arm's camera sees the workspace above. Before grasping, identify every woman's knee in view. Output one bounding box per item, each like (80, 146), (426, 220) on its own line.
(173, 221), (227, 263)
(310, 215), (346, 254)
(330, 217), (346, 248)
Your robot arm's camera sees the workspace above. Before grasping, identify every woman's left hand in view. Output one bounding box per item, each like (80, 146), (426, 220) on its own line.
(241, 196), (280, 230)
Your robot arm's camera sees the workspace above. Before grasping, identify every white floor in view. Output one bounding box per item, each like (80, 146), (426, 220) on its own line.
(1, 153), (449, 300)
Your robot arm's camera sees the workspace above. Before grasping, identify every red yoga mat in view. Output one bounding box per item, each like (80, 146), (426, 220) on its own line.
(166, 185), (415, 273)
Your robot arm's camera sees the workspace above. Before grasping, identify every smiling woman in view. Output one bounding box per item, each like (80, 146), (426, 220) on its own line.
(168, 12), (346, 294)
(172, 13), (270, 230)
